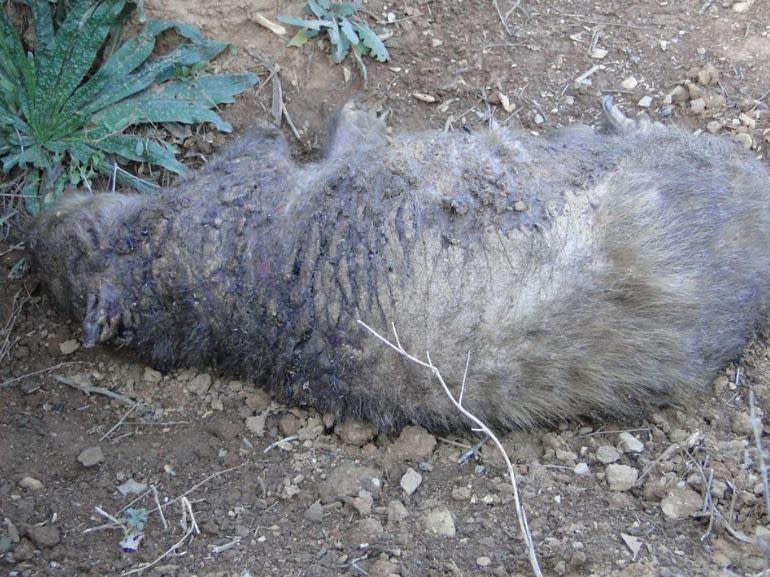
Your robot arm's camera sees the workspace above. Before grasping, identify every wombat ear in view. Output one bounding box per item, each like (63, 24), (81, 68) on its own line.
(325, 100), (387, 158)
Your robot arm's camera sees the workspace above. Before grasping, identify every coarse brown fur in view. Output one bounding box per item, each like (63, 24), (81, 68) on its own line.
(27, 99), (770, 431)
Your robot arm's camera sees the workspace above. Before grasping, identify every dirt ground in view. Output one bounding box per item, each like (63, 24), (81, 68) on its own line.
(2, 0), (770, 576)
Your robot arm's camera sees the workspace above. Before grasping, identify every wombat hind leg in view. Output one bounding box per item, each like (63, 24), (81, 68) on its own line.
(326, 99), (388, 157)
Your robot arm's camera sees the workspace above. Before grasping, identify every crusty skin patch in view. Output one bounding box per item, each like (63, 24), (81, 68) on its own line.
(27, 101), (770, 431)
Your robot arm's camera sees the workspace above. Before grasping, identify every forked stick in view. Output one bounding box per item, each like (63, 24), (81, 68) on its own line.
(357, 320), (543, 577)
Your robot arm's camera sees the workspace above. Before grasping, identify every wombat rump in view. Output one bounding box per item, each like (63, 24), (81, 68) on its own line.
(27, 99), (770, 430)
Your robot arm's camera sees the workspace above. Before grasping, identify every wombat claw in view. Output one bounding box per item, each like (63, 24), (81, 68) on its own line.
(83, 284), (133, 347)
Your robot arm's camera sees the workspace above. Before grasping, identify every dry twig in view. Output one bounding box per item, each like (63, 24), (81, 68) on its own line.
(357, 319), (543, 577)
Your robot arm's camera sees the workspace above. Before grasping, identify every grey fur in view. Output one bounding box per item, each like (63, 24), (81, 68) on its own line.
(27, 99), (770, 430)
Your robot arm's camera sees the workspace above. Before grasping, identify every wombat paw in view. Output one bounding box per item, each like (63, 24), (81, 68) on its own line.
(82, 284), (134, 348)
(601, 95), (663, 134)
(326, 99), (388, 157)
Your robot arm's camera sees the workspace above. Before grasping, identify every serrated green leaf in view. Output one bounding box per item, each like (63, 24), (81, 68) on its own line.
(97, 134), (187, 174)
(31, 0), (129, 135)
(340, 18), (359, 45)
(332, 3), (358, 18)
(277, 15), (333, 30)
(328, 22), (350, 63)
(90, 74), (256, 134)
(352, 42), (368, 87)
(63, 20), (214, 118)
(287, 29), (311, 47)
(22, 169), (41, 214)
(355, 23), (389, 62)
(306, 0), (329, 18)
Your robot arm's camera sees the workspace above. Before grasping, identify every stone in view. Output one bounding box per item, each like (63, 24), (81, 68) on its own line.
(59, 339), (80, 355)
(188, 373), (212, 395)
(18, 476), (44, 491)
(661, 487), (702, 519)
(617, 432), (644, 453)
(596, 445), (621, 464)
(318, 464), (382, 503)
(77, 446), (104, 468)
(423, 506), (455, 537)
(389, 426), (437, 461)
(605, 464), (638, 491)
(26, 525), (60, 547)
(400, 468), (423, 495)
(387, 500), (409, 523)
(335, 419), (378, 446)
(143, 367), (163, 383)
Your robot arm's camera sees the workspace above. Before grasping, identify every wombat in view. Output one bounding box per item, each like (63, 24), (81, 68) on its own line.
(27, 98), (770, 430)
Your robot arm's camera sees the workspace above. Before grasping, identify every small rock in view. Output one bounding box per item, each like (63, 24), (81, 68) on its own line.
(344, 491), (373, 516)
(0, 536), (10, 556)
(617, 432), (644, 453)
(26, 525), (60, 547)
(513, 200), (528, 212)
(476, 556), (492, 567)
(620, 76), (638, 90)
(590, 47), (608, 59)
(188, 373), (212, 395)
(18, 476), (44, 491)
(400, 468), (423, 495)
(77, 446), (104, 468)
(555, 448), (577, 461)
(389, 425), (437, 461)
(413, 92), (436, 103)
(574, 463), (590, 476)
(424, 506), (455, 537)
(351, 517), (384, 543)
(690, 98), (706, 114)
(245, 414), (267, 436)
(387, 500), (409, 523)
(318, 465), (382, 503)
(533, 113), (545, 125)
(664, 85), (688, 105)
(452, 486), (472, 501)
(143, 367), (163, 383)
(706, 120), (722, 134)
(637, 95), (653, 108)
(335, 419), (378, 446)
(5, 519), (20, 543)
(304, 501), (324, 522)
(732, 1), (754, 12)
(596, 445), (621, 464)
(697, 64), (720, 86)
(13, 539), (34, 560)
(279, 413), (301, 436)
(244, 389), (271, 411)
(59, 340), (80, 355)
(117, 478), (147, 496)
(734, 132), (753, 150)
(661, 487), (702, 519)
(605, 464), (638, 491)
(430, 37), (443, 48)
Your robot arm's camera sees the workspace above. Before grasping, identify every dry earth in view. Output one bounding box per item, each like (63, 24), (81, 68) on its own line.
(2, 0), (770, 576)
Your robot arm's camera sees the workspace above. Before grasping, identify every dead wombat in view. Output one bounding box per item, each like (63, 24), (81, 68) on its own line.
(27, 98), (770, 430)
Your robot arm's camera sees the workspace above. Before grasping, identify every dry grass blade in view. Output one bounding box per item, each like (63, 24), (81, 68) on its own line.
(357, 319), (543, 577)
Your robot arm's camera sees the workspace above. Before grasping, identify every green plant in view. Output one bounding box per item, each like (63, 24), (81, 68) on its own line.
(279, 0), (388, 84)
(0, 0), (257, 213)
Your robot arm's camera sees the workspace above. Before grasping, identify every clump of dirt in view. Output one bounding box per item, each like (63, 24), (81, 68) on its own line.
(2, 0), (770, 576)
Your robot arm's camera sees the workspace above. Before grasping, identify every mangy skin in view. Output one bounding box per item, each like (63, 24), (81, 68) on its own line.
(27, 99), (770, 430)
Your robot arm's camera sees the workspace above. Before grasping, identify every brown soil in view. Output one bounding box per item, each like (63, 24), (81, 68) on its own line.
(2, 1), (770, 576)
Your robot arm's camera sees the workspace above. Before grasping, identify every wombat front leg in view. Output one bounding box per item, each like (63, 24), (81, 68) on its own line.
(325, 99), (388, 157)
(83, 282), (134, 347)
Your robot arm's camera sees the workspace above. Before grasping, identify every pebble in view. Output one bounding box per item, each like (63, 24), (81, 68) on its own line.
(476, 556), (492, 567)
(706, 120), (722, 134)
(617, 432), (644, 453)
(661, 487), (702, 519)
(26, 525), (61, 547)
(637, 95), (652, 108)
(279, 413), (301, 436)
(573, 463), (590, 476)
(18, 476), (44, 491)
(335, 419), (378, 446)
(664, 85), (688, 104)
(452, 486), (472, 501)
(304, 501), (324, 522)
(412, 92), (436, 103)
(352, 517), (384, 543)
(143, 367), (163, 383)
(596, 445), (621, 464)
(513, 200), (528, 212)
(697, 63), (720, 86)
(59, 340), (80, 355)
(690, 98), (706, 114)
(423, 506), (456, 537)
(605, 464), (638, 491)
(77, 446), (104, 468)
(590, 47), (608, 59)
(621, 76), (638, 90)
(400, 468), (423, 496)
(387, 500), (409, 523)
(244, 389), (272, 411)
(318, 464), (382, 503)
(117, 478), (147, 496)
(734, 133), (753, 150)
(389, 426), (437, 461)
(188, 373), (212, 395)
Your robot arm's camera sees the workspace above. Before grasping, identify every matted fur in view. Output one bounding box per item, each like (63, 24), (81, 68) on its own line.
(27, 100), (770, 430)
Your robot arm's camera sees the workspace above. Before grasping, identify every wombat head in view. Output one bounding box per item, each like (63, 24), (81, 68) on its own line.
(27, 193), (145, 343)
